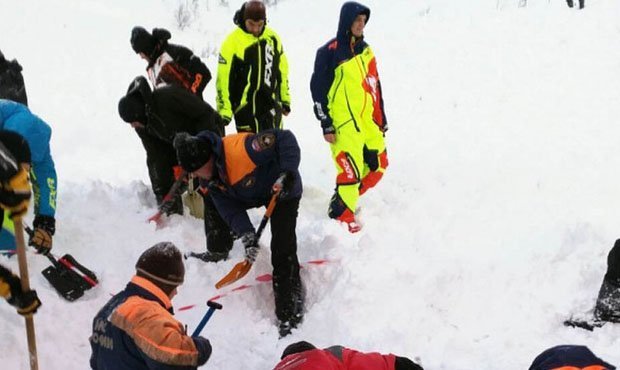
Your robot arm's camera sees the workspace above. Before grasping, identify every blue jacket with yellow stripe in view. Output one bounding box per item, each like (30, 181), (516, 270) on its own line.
(89, 276), (211, 370)
(197, 129), (302, 235)
(0, 99), (57, 218)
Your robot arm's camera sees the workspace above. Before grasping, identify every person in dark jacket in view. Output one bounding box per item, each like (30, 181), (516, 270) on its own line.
(0, 100), (57, 255)
(0, 129), (41, 317)
(529, 345), (615, 370)
(0, 50), (28, 106)
(131, 26), (211, 99)
(90, 242), (212, 370)
(274, 341), (423, 370)
(216, 1), (291, 133)
(118, 76), (232, 261)
(173, 129), (303, 337)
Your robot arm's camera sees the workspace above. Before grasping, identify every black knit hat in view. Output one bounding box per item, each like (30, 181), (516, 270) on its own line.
(280, 341), (317, 359)
(118, 93), (146, 123)
(130, 26), (157, 55)
(173, 133), (212, 172)
(135, 242), (185, 288)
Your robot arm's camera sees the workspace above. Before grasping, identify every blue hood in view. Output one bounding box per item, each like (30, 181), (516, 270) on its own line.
(337, 2), (370, 40)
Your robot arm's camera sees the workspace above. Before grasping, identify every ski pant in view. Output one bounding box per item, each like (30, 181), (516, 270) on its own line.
(270, 197), (303, 326)
(327, 117), (388, 218)
(202, 193), (233, 254)
(604, 239), (620, 285)
(135, 128), (183, 214)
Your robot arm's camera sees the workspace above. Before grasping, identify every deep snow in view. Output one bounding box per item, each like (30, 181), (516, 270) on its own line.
(1, 0), (620, 369)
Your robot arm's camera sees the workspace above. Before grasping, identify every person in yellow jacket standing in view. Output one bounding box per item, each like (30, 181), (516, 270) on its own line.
(310, 1), (388, 233)
(216, 0), (291, 133)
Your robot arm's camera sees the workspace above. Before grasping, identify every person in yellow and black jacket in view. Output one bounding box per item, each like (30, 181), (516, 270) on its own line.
(0, 129), (41, 317)
(89, 242), (212, 370)
(173, 129), (303, 337)
(216, 1), (291, 133)
(310, 2), (388, 234)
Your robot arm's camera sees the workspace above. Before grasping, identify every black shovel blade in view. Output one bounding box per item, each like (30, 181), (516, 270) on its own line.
(42, 254), (98, 301)
(42, 265), (86, 301)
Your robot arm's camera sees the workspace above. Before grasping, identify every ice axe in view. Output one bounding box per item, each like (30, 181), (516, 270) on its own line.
(215, 179), (284, 289)
(191, 300), (223, 336)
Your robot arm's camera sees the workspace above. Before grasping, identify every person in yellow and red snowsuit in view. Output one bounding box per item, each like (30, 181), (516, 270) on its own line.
(310, 1), (388, 233)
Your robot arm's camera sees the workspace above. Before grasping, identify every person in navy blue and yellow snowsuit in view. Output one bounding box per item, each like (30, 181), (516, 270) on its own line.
(173, 129), (303, 337)
(89, 242), (212, 370)
(311, 1), (388, 233)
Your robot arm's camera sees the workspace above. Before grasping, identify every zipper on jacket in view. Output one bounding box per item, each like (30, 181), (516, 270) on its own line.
(351, 41), (369, 118)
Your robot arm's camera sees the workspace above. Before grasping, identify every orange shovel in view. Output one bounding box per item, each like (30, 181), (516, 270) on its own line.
(215, 190), (280, 289)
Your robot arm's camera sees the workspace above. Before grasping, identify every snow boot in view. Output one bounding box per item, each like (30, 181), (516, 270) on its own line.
(593, 278), (620, 323)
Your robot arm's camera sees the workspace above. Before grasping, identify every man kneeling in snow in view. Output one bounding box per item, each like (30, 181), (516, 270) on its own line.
(89, 242), (211, 370)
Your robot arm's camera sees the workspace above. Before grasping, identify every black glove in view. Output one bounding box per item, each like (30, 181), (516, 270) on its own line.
(0, 167), (31, 219)
(29, 215), (55, 255)
(281, 104), (291, 116)
(321, 121), (335, 136)
(8, 289), (41, 317)
(241, 232), (259, 263)
(273, 172), (294, 198)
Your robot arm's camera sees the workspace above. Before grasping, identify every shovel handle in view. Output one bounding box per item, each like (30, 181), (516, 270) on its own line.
(191, 300), (223, 336)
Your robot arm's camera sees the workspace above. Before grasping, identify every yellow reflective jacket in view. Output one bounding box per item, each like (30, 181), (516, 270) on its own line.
(216, 26), (290, 133)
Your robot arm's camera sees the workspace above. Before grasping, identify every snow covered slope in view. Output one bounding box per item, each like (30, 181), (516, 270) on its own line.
(1, 0), (619, 368)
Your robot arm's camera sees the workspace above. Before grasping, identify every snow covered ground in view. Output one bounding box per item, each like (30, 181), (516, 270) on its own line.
(1, 0), (620, 368)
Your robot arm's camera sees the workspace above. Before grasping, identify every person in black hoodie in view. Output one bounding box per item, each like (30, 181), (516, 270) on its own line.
(0, 50), (28, 106)
(118, 77), (233, 261)
(130, 26), (211, 99)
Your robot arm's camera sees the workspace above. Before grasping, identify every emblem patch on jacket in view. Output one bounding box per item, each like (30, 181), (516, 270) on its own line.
(242, 176), (256, 188)
(252, 133), (276, 151)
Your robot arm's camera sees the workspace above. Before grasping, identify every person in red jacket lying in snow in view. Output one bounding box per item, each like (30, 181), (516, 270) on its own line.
(273, 341), (423, 370)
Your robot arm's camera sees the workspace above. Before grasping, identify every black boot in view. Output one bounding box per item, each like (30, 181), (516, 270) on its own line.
(593, 278), (620, 323)
(566, 0), (574, 7)
(277, 284), (305, 338)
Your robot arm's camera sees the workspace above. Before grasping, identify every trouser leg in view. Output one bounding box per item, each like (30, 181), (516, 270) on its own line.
(269, 197), (303, 335)
(203, 194), (233, 255)
(594, 240), (620, 322)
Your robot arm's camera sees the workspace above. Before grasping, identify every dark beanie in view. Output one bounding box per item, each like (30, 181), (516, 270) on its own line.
(244, 1), (266, 21)
(118, 94), (146, 123)
(130, 26), (157, 55)
(173, 133), (212, 172)
(280, 341), (317, 359)
(135, 242), (185, 288)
